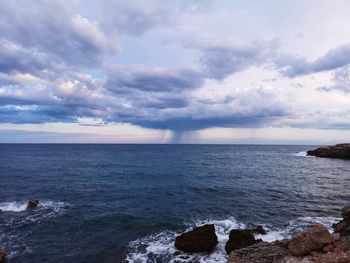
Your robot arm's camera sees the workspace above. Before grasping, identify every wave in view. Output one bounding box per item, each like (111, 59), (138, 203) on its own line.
(0, 200), (66, 213)
(0, 200), (68, 259)
(0, 200), (67, 228)
(0, 202), (27, 212)
(292, 151), (315, 157)
(124, 216), (340, 263)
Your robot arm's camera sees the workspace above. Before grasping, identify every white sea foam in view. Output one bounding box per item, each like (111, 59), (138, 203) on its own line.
(0, 200), (65, 213)
(124, 216), (340, 263)
(0, 202), (27, 212)
(292, 151), (314, 157)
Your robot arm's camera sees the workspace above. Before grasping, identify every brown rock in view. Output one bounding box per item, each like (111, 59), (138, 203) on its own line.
(288, 224), (333, 256)
(322, 244), (334, 253)
(0, 246), (5, 263)
(334, 219), (350, 237)
(305, 251), (350, 263)
(225, 229), (258, 255)
(174, 224), (218, 253)
(341, 204), (350, 220)
(332, 233), (341, 242)
(280, 256), (313, 262)
(227, 240), (289, 263)
(333, 204), (350, 237)
(333, 237), (350, 253)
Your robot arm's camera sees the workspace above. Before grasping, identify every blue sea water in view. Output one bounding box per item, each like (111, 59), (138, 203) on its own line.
(1, 144), (350, 262)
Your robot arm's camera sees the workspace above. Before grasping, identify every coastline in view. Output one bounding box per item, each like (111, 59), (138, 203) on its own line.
(170, 204), (350, 263)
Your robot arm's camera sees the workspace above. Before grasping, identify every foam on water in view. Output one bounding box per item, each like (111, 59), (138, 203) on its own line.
(0, 200), (68, 260)
(0, 200), (65, 213)
(0, 202), (27, 212)
(124, 216), (340, 263)
(292, 151), (314, 157)
(256, 216), (340, 242)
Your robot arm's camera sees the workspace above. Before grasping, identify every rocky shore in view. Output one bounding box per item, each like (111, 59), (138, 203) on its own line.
(307, 144), (350, 159)
(175, 204), (350, 263)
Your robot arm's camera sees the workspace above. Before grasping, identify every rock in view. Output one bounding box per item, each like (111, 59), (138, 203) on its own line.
(332, 233), (341, 242)
(26, 200), (39, 209)
(307, 144), (350, 160)
(280, 256), (313, 262)
(252, 225), (267, 235)
(322, 244), (334, 253)
(0, 246), (5, 263)
(288, 224), (333, 256)
(341, 204), (350, 220)
(334, 204), (350, 237)
(227, 240), (289, 263)
(174, 224), (218, 253)
(225, 229), (259, 255)
(332, 237), (350, 253)
(304, 251), (350, 263)
(333, 220), (350, 236)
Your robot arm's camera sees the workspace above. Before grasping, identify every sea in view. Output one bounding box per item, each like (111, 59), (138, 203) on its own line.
(0, 144), (349, 263)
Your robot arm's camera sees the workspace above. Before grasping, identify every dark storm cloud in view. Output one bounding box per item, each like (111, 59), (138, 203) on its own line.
(0, 105), (76, 124)
(276, 43), (350, 77)
(122, 109), (287, 131)
(107, 66), (204, 93)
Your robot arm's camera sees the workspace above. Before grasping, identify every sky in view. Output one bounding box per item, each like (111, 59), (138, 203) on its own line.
(1, 0), (350, 144)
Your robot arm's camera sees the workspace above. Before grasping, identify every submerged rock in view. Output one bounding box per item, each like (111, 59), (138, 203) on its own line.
(288, 224), (333, 256)
(174, 224), (218, 253)
(225, 229), (259, 255)
(0, 246), (5, 263)
(26, 200), (39, 209)
(307, 144), (350, 159)
(227, 240), (289, 263)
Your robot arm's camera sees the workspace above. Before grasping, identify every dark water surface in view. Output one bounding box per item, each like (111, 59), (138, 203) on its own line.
(1, 144), (350, 262)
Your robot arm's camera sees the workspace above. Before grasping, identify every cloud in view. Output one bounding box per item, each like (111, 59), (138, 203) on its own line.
(107, 84), (289, 131)
(317, 66), (350, 93)
(178, 36), (279, 80)
(100, 0), (213, 35)
(276, 43), (350, 77)
(0, 0), (117, 70)
(199, 41), (267, 80)
(2, 0), (350, 137)
(107, 66), (204, 92)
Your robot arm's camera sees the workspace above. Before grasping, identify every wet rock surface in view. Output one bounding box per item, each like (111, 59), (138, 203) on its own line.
(225, 229), (260, 255)
(174, 224), (218, 253)
(26, 200), (39, 209)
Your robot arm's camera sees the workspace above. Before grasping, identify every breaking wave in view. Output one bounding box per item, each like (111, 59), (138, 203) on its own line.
(124, 216), (340, 263)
